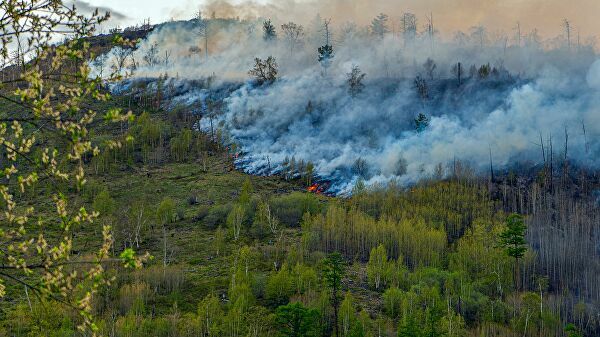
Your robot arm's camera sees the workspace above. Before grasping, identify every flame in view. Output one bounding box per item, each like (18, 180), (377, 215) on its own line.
(307, 183), (320, 193)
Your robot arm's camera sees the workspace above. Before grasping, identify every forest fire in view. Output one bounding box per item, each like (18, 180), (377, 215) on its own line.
(308, 183), (320, 193)
(307, 182), (332, 194)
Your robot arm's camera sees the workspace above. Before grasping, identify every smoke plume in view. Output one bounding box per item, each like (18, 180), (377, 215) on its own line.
(98, 3), (600, 193)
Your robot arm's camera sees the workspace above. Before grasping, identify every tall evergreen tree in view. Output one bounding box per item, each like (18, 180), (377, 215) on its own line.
(323, 252), (346, 337)
(499, 213), (528, 290)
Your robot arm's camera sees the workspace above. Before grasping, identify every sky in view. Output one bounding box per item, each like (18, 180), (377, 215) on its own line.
(84, 0), (600, 40)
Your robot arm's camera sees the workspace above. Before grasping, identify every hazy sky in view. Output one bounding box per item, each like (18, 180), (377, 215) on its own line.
(86, 0), (599, 39)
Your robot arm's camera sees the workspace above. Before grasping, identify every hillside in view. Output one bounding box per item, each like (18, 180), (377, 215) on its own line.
(1, 3), (599, 337)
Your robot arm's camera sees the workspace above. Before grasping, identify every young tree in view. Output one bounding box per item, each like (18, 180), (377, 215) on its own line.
(248, 56), (278, 85)
(499, 213), (528, 290)
(157, 197), (176, 267)
(322, 252), (346, 337)
(0, 1), (143, 332)
(263, 19), (277, 41)
(239, 177), (254, 205)
(367, 244), (389, 290)
(347, 65), (366, 98)
(281, 22), (305, 56)
(228, 204), (246, 241)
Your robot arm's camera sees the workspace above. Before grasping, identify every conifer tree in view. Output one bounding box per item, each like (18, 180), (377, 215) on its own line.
(499, 213), (528, 290)
(323, 252), (346, 337)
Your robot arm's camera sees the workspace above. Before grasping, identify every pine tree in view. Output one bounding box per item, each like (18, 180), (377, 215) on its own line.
(398, 314), (421, 337)
(263, 19), (277, 41)
(499, 213), (527, 290)
(323, 252), (346, 337)
(415, 113), (430, 132)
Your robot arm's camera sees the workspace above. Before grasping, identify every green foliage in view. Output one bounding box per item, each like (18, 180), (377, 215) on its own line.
(270, 192), (321, 227)
(227, 203), (246, 240)
(93, 189), (116, 217)
(499, 213), (528, 260)
(157, 197), (177, 225)
(266, 265), (294, 306)
(263, 19), (277, 41)
(383, 287), (403, 318)
(275, 302), (320, 337)
(204, 203), (232, 229)
(367, 244), (392, 290)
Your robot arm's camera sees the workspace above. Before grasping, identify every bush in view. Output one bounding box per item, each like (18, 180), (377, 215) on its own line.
(204, 203), (232, 229)
(270, 192), (321, 227)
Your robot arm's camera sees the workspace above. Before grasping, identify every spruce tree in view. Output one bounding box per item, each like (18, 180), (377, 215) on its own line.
(499, 213), (528, 290)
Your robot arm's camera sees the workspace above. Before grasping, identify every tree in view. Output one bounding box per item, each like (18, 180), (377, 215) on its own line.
(195, 11), (210, 59)
(157, 197), (176, 267)
(340, 292), (356, 336)
(275, 302), (320, 337)
(281, 22), (305, 55)
(197, 293), (223, 336)
(367, 244), (389, 290)
(451, 62), (463, 85)
(347, 65), (366, 98)
(401, 13), (417, 44)
(0, 0), (143, 333)
(414, 76), (429, 100)
(318, 44), (334, 65)
(263, 19), (277, 41)
(499, 213), (527, 290)
(239, 177), (254, 205)
(143, 41), (160, 66)
(415, 113), (430, 133)
(398, 314), (421, 337)
(371, 13), (389, 39)
(227, 204), (246, 241)
(564, 323), (583, 337)
(317, 18), (334, 69)
(423, 58), (437, 80)
(110, 46), (134, 77)
(383, 287), (403, 318)
(249, 56), (278, 85)
(323, 252), (346, 337)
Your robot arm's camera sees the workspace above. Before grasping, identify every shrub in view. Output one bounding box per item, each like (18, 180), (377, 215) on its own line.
(204, 203), (232, 229)
(270, 192), (321, 227)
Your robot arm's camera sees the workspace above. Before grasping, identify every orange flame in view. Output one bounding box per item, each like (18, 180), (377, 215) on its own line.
(307, 183), (320, 193)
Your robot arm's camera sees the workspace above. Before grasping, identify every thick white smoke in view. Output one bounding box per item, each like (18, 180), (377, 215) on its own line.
(99, 14), (600, 194)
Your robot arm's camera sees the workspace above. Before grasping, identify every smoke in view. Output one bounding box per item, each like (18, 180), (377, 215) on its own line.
(195, 0), (600, 39)
(98, 8), (600, 194)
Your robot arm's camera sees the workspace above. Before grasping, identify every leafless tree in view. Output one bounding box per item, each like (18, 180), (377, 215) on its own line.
(401, 13), (417, 44)
(143, 42), (160, 66)
(280, 22), (305, 56)
(195, 11), (210, 60)
(563, 19), (572, 49)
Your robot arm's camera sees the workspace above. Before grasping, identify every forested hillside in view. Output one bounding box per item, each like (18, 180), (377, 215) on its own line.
(1, 1), (599, 337)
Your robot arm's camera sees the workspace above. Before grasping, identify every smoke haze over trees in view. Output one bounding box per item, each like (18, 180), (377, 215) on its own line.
(97, 2), (600, 193)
